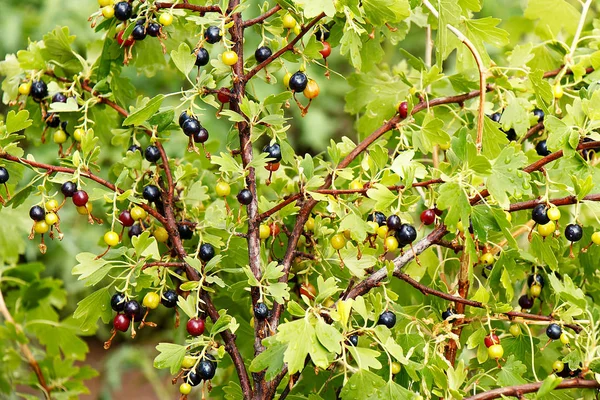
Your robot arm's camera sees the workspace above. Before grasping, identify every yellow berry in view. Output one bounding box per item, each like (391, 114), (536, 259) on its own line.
(479, 253), (495, 266)
(222, 50), (239, 66)
(367, 221), (379, 232)
(179, 383), (192, 395)
(45, 212), (58, 226)
(98, 0), (111, 5)
(537, 221), (556, 237)
(102, 5), (115, 18)
(303, 80), (320, 99)
(143, 292), (161, 309)
(547, 207), (561, 221)
(488, 344), (504, 359)
(130, 206), (147, 221)
(385, 236), (398, 252)
(181, 355), (196, 369)
(305, 217), (315, 231)
(77, 204), (92, 215)
(34, 221), (50, 234)
(293, 25), (301, 35)
(283, 72), (292, 88)
(18, 82), (31, 95)
(282, 14), (296, 29)
(391, 361), (401, 375)
(457, 221), (464, 233)
(259, 224), (271, 239)
(331, 234), (346, 250)
(215, 181), (231, 197)
(377, 225), (388, 239)
(159, 13), (174, 26)
(343, 230), (352, 239)
(509, 324), (521, 337)
(553, 83), (564, 99)
(529, 284), (542, 298)
(560, 333), (570, 345)
(505, 211), (512, 223)
(45, 199), (59, 211)
(349, 180), (363, 191)
(592, 231), (600, 245)
(552, 360), (564, 373)
(104, 231), (120, 247)
(53, 130), (67, 144)
(153, 227), (169, 243)
(73, 128), (85, 142)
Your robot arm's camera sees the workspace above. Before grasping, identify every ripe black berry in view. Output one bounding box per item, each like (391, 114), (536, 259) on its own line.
(114, 1), (132, 21)
(536, 140), (550, 156)
(195, 48), (209, 67)
(61, 181), (77, 197)
(347, 334), (359, 347)
(527, 273), (544, 288)
(367, 211), (386, 227)
(396, 224), (417, 245)
(204, 26), (221, 44)
(186, 369), (202, 386)
(143, 185), (161, 203)
(52, 93), (67, 103)
(46, 113), (60, 128)
(314, 27), (330, 41)
(263, 143), (282, 163)
(145, 145), (161, 162)
(128, 223), (143, 238)
(255, 46), (272, 63)
(0, 167), (8, 185)
(179, 111), (190, 127)
(199, 243), (215, 262)
(147, 23), (161, 37)
(197, 358), (216, 380)
(386, 215), (401, 230)
(161, 289), (178, 308)
(182, 118), (201, 136)
(135, 18), (146, 25)
(30, 81), (48, 101)
(532, 204), (550, 225)
(193, 127), (209, 143)
(131, 24), (146, 40)
(546, 323), (562, 340)
(111, 292), (127, 312)
(504, 128), (517, 141)
(489, 112), (502, 123)
(533, 108), (544, 122)
(254, 302), (269, 320)
(128, 144), (141, 153)
(441, 308), (455, 321)
(123, 299), (140, 319)
(29, 205), (45, 221)
(377, 311), (396, 328)
(518, 294), (534, 309)
(237, 189), (253, 205)
(565, 223), (583, 242)
(288, 71), (308, 92)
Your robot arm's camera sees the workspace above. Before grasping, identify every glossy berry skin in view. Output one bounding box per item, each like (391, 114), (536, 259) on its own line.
(547, 207), (561, 221)
(532, 204), (550, 225)
(181, 118), (202, 136)
(255, 46), (272, 63)
(116, 30), (134, 47)
(147, 23), (161, 37)
(509, 324), (521, 337)
(119, 210), (134, 227)
(535, 140), (550, 156)
(398, 101), (408, 119)
(186, 318), (206, 336)
(254, 302), (269, 320)
(0, 167), (8, 185)
(114, 1), (132, 21)
(565, 223), (583, 242)
(215, 181), (231, 197)
(61, 181), (77, 197)
(186, 369), (202, 386)
(479, 253), (495, 266)
(265, 162), (280, 171)
(263, 143), (282, 162)
(441, 308), (455, 321)
(204, 26), (222, 44)
(179, 111), (191, 127)
(377, 311), (397, 329)
(391, 361), (401, 375)
(193, 128), (209, 143)
(143, 185), (161, 203)
(518, 294), (534, 309)
(161, 289), (178, 308)
(303, 80), (320, 99)
(546, 323), (562, 340)
(131, 24), (146, 40)
(195, 48), (209, 67)
(288, 71), (308, 92)
(29, 205), (45, 221)
(128, 224), (143, 238)
(72, 190), (89, 207)
(347, 334), (359, 347)
(158, 13), (173, 26)
(552, 360), (564, 373)
(144, 145), (161, 163)
(527, 274), (545, 288)
(386, 215), (401, 231)
(52, 93), (67, 103)
(319, 41), (331, 58)
(505, 128), (517, 141)
(538, 221), (556, 237)
(113, 314), (131, 332)
(222, 50), (238, 66)
(396, 224), (417, 245)
(199, 243), (215, 262)
(488, 344), (504, 359)
(217, 90), (230, 103)
(489, 112), (502, 123)
(529, 285), (542, 298)
(128, 144), (141, 153)
(104, 231), (120, 247)
(259, 224), (270, 239)
(46, 113), (60, 128)
(420, 209), (436, 225)
(30, 81), (48, 101)
(179, 383), (192, 395)
(178, 224), (193, 240)
(314, 28), (330, 41)
(111, 292), (127, 312)
(237, 189), (253, 205)
(533, 108), (545, 122)
(123, 300), (141, 319)
(331, 234), (346, 250)
(367, 211), (387, 227)
(197, 358), (217, 380)
(484, 334), (500, 348)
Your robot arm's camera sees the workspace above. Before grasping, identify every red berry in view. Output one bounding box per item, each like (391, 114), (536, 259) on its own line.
(484, 333), (500, 348)
(270, 223), (280, 237)
(119, 210), (134, 227)
(72, 190), (89, 207)
(265, 162), (280, 171)
(113, 314), (131, 332)
(217, 89), (231, 103)
(187, 317), (206, 336)
(320, 41), (331, 58)
(116, 30), (134, 47)
(398, 102), (408, 119)
(420, 209), (436, 225)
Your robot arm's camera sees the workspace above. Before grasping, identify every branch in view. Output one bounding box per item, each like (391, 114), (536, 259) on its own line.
(153, 2), (221, 15)
(242, 5), (282, 28)
(509, 193), (600, 212)
(244, 12), (326, 82)
(464, 378), (599, 400)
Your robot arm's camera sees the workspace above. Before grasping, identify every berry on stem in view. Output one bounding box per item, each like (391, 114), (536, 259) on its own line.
(104, 231), (120, 247)
(111, 292), (126, 312)
(186, 317), (206, 336)
(130, 206), (146, 221)
(396, 224), (417, 245)
(377, 311), (397, 328)
(347, 334), (359, 347)
(263, 143), (282, 163)
(179, 383), (192, 395)
(222, 50), (238, 66)
(34, 221), (49, 234)
(119, 210), (134, 227)
(319, 41), (331, 58)
(484, 334), (500, 348)
(398, 101), (408, 119)
(114, 2), (132, 21)
(441, 308), (455, 321)
(158, 13), (173, 26)
(161, 289), (178, 308)
(536, 140), (550, 156)
(488, 344), (504, 359)
(204, 26), (222, 44)
(29, 205), (45, 221)
(142, 185), (161, 203)
(254, 302), (269, 320)
(30, 81), (48, 101)
(303, 80), (320, 99)
(565, 223), (583, 242)
(178, 224), (194, 240)
(215, 181), (231, 197)
(61, 181), (77, 197)
(537, 221), (556, 237)
(288, 71), (308, 92)
(420, 209), (436, 225)
(195, 48), (209, 67)
(147, 23), (161, 37)
(546, 323), (562, 340)
(199, 243), (215, 262)
(255, 46), (272, 63)
(144, 145), (161, 163)
(237, 188), (253, 205)
(532, 204), (550, 225)
(143, 292), (160, 309)
(300, 282), (316, 299)
(113, 314), (131, 332)
(518, 294), (534, 309)
(331, 234), (346, 250)
(72, 190), (89, 207)
(128, 224), (143, 238)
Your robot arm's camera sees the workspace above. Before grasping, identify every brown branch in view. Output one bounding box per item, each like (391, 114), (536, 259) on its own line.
(444, 251), (470, 365)
(244, 13), (327, 82)
(464, 378), (599, 400)
(509, 193), (600, 212)
(143, 262), (186, 270)
(153, 2), (222, 15)
(242, 5), (282, 28)
(543, 66), (594, 78)
(521, 121), (544, 142)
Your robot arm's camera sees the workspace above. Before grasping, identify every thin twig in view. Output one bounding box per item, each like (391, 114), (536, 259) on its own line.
(242, 5), (282, 28)
(464, 378), (599, 400)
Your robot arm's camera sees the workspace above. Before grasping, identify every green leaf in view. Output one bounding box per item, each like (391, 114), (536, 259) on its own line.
(340, 370), (386, 400)
(497, 355), (527, 386)
(123, 95), (165, 126)
(315, 318), (343, 354)
(486, 146), (532, 208)
(535, 375), (562, 399)
(347, 346), (382, 371)
(436, 182), (471, 230)
(366, 184), (397, 210)
(154, 343), (187, 374)
(362, 0), (410, 25)
(524, 0), (580, 37)
(73, 288), (112, 331)
(296, 0), (336, 18)
(6, 110), (32, 134)
(170, 42), (196, 76)
(148, 110), (175, 131)
(249, 341), (286, 381)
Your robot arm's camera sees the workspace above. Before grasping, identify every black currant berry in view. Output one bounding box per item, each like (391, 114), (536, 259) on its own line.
(123, 299), (140, 318)
(367, 211), (386, 227)
(178, 224), (194, 240)
(128, 223), (143, 238)
(396, 224), (417, 245)
(182, 118), (201, 136)
(199, 243), (215, 262)
(564, 223), (583, 242)
(204, 26), (221, 44)
(254, 302), (269, 320)
(533, 108), (545, 122)
(347, 334), (359, 347)
(45, 113), (60, 128)
(195, 48), (209, 67)
(30, 81), (48, 101)
(161, 289), (178, 308)
(255, 46), (272, 63)
(193, 127), (209, 143)
(145, 145), (161, 162)
(377, 311), (396, 329)
(128, 144), (141, 153)
(441, 308), (455, 321)
(135, 18), (146, 25)
(237, 189), (253, 205)
(536, 140), (550, 156)
(147, 23), (161, 37)
(0, 167), (8, 184)
(314, 27), (330, 41)
(386, 215), (402, 231)
(131, 24), (146, 40)
(505, 128), (517, 141)
(186, 369), (202, 386)
(52, 93), (67, 103)
(143, 185), (161, 203)
(111, 292), (127, 312)
(263, 143), (282, 162)
(288, 71), (308, 92)
(197, 358), (216, 380)
(29, 205), (45, 221)
(489, 112), (502, 123)
(532, 204), (550, 225)
(546, 323), (562, 340)
(518, 294), (534, 309)
(527, 273), (544, 288)
(179, 111), (190, 127)
(114, 1), (133, 21)
(61, 181), (77, 197)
